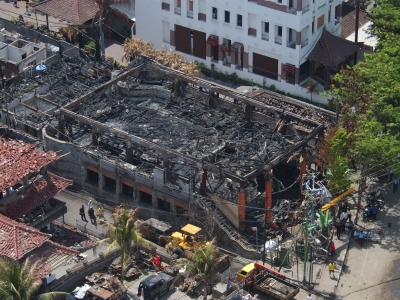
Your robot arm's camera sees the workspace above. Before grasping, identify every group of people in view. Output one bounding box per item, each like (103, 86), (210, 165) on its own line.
(79, 200), (105, 225)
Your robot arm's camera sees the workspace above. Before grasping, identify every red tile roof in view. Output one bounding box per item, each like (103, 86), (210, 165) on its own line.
(307, 29), (362, 67)
(33, 0), (99, 24)
(0, 214), (78, 261)
(341, 7), (369, 39)
(0, 138), (59, 191)
(0, 214), (50, 260)
(2, 172), (73, 220)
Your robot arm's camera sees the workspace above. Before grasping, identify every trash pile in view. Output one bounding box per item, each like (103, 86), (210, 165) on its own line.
(84, 272), (127, 300)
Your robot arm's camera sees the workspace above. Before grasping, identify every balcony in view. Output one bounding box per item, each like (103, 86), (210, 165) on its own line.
(198, 13), (206, 22)
(286, 40), (296, 49)
(248, 27), (257, 37)
(174, 7), (181, 15)
(275, 36), (282, 45)
(161, 2), (170, 11)
(187, 10), (193, 18)
(301, 39), (309, 48)
(302, 4), (309, 14)
(286, 6), (297, 14)
(262, 32), (269, 41)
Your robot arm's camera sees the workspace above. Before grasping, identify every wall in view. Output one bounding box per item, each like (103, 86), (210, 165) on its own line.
(135, 0), (341, 104)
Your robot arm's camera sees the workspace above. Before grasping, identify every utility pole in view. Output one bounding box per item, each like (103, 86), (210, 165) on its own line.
(99, 19), (105, 59)
(354, 0), (361, 64)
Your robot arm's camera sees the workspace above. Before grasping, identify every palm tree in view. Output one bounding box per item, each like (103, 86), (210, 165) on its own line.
(98, 206), (146, 283)
(306, 80), (319, 103)
(92, 0), (131, 38)
(0, 258), (67, 300)
(177, 238), (220, 300)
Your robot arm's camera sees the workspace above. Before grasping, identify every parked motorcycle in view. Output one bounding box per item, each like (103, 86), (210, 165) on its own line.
(365, 189), (385, 208)
(362, 203), (381, 220)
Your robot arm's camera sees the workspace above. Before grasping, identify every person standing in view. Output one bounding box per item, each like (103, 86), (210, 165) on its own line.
(370, 205), (378, 220)
(328, 261), (335, 277)
(13, 0), (17, 8)
(97, 205), (105, 220)
(336, 223), (342, 239)
(358, 231), (364, 247)
(307, 293), (313, 300)
(393, 178), (399, 193)
(88, 207), (96, 224)
(88, 199), (93, 211)
(329, 241), (336, 256)
(389, 169), (394, 182)
(24, 3), (30, 15)
(79, 205), (87, 222)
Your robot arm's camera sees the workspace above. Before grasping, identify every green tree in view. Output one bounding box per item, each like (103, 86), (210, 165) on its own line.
(0, 258), (67, 300)
(177, 239), (220, 300)
(369, 0), (400, 40)
(99, 206), (146, 283)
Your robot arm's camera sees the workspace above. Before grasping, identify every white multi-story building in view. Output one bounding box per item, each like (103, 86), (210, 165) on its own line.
(134, 0), (344, 100)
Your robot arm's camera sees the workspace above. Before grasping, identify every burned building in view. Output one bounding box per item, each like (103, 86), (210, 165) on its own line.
(1, 49), (336, 255)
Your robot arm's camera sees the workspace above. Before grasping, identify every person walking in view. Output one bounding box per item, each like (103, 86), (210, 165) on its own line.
(329, 241), (336, 256)
(335, 223), (342, 239)
(79, 205), (87, 222)
(13, 0), (17, 8)
(24, 3), (30, 15)
(88, 207), (96, 224)
(307, 293), (313, 300)
(328, 261), (335, 277)
(97, 205), (105, 220)
(88, 199), (93, 211)
(393, 178), (399, 193)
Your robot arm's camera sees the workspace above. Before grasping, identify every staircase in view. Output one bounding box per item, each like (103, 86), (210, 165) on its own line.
(194, 195), (257, 253)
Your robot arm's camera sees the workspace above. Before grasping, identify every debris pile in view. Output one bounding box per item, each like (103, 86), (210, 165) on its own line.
(84, 272), (127, 299)
(109, 257), (141, 280)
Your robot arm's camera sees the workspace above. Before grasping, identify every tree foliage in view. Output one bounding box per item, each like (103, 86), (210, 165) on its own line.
(98, 206), (146, 283)
(368, 0), (400, 40)
(177, 239), (220, 300)
(0, 258), (67, 300)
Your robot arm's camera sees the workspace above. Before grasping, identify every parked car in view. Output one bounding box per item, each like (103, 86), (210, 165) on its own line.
(137, 273), (174, 300)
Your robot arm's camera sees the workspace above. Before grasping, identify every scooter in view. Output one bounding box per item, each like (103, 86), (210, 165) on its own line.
(362, 203), (380, 220)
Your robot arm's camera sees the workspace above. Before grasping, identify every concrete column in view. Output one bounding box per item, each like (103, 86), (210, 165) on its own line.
(108, 86), (113, 107)
(134, 182), (140, 204)
(151, 191), (157, 217)
(200, 170), (207, 195)
(116, 176), (121, 199)
(98, 169), (104, 193)
(238, 182), (246, 232)
(92, 131), (100, 146)
(265, 176), (272, 225)
(170, 198), (176, 216)
(208, 93), (217, 109)
(295, 67), (300, 85)
(244, 104), (252, 121)
(281, 64), (287, 81)
(58, 114), (65, 134)
(126, 140), (134, 163)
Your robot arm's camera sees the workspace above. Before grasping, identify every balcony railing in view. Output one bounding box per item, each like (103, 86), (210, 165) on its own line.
(187, 10), (193, 18)
(302, 4), (309, 13)
(301, 39), (309, 48)
(262, 32), (269, 41)
(287, 6), (297, 14)
(275, 36), (282, 45)
(286, 40), (296, 49)
(174, 7), (181, 15)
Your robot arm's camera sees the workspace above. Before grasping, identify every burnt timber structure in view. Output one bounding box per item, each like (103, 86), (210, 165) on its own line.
(1, 54), (335, 256)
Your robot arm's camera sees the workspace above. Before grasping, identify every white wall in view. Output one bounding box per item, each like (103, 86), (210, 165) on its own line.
(135, 0), (340, 103)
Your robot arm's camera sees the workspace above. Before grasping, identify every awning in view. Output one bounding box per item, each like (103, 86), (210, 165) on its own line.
(220, 44), (232, 52)
(207, 35), (219, 46)
(284, 64), (296, 74)
(232, 42), (244, 52)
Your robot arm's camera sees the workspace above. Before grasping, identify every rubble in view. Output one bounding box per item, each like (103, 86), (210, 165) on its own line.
(84, 272), (127, 299)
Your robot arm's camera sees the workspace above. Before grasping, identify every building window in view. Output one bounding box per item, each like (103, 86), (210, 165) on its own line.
(278, 0), (282, 3)
(237, 14), (242, 27)
(264, 22), (269, 33)
(312, 17), (315, 34)
(212, 7), (218, 20)
(317, 15), (325, 29)
(225, 11), (230, 23)
(278, 26), (282, 36)
(86, 169), (98, 185)
(176, 0), (181, 7)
